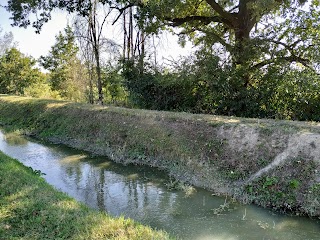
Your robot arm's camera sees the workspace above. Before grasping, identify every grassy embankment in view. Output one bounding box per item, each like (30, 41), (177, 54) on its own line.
(0, 151), (171, 239)
(0, 95), (319, 217)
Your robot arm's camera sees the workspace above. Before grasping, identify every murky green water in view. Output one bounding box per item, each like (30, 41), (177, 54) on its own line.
(0, 130), (319, 239)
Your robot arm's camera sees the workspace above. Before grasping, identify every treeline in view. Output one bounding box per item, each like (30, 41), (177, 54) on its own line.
(1, 0), (320, 121)
(124, 52), (320, 121)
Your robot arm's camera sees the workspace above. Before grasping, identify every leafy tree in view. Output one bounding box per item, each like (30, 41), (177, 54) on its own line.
(0, 48), (43, 95)
(5, 0), (320, 120)
(138, 0), (317, 66)
(40, 26), (88, 101)
(132, 0), (320, 115)
(102, 64), (128, 104)
(5, 0), (92, 33)
(24, 76), (62, 99)
(271, 68), (320, 120)
(5, 0), (320, 71)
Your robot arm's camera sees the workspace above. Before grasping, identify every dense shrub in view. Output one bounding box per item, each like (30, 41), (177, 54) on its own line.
(123, 60), (199, 111)
(123, 53), (320, 121)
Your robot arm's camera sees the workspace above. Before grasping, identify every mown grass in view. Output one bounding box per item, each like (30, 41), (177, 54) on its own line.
(0, 151), (172, 240)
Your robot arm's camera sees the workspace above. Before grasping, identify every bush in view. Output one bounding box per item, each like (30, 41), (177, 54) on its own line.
(24, 82), (62, 99)
(123, 53), (320, 122)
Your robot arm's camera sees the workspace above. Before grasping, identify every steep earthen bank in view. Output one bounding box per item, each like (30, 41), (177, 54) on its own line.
(0, 95), (319, 217)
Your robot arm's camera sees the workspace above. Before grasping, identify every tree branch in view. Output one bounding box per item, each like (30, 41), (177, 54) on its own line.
(194, 27), (233, 51)
(283, 56), (313, 69)
(264, 38), (306, 59)
(176, 26), (233, 52)
(228, 5), (239, 13)
(205, 0), (234, 22)
(98, 8), (113, 42)
(166, 15), (224, 27)
(111, 3), (136, 25)
(251, 55), (313, 71)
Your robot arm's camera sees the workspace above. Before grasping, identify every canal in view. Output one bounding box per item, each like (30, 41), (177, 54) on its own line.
(0, 130), (319, 239)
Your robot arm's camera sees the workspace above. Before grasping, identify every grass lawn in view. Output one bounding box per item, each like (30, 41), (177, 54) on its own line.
(0, 151), (172, 240)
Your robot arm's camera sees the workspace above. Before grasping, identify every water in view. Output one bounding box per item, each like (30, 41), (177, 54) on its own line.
(0, 130), (319, 240)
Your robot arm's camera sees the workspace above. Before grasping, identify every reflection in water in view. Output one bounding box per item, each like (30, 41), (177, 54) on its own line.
(4, 132), (28, 146)
(0, 130), (319, 240)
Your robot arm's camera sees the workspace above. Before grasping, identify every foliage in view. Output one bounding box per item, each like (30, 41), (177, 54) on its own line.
(134, 0), (320, 114)
(5, 0), (93, 33)
(138, 0), (318, 68)
(0, 48), (44, 95)
(24, 81), (62, 99)
(7, 0), (319, 69)
(245, 158), (318, 215)
(4, 0), (320, 122)
(123, 48), (320, 121)
(102, 64), (128, 105)
(40, 26), (88, 101)
(272, 68), (320, 121)
(122, 59), (200, 111)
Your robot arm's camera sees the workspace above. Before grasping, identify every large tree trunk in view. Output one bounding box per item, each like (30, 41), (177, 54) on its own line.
(229, 0), (256, 90)
(233, 0), (255, 65)
(227, 1), (256, 114)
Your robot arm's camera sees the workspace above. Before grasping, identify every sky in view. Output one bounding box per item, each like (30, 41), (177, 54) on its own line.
(0, 7), (69, 59)
(0, 5), (193, 63)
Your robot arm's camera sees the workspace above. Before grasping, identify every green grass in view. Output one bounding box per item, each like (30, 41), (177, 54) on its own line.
(0, 95), (319, 217)
(0, 151), (172, 240)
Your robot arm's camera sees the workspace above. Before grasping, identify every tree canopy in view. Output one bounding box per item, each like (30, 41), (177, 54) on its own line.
(0, 48), (43, 95)
(5, 1), (320, 71)
(138, 0), (319, 71)
(40, 26), (87, 101)
(3, 0), (320, 121)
